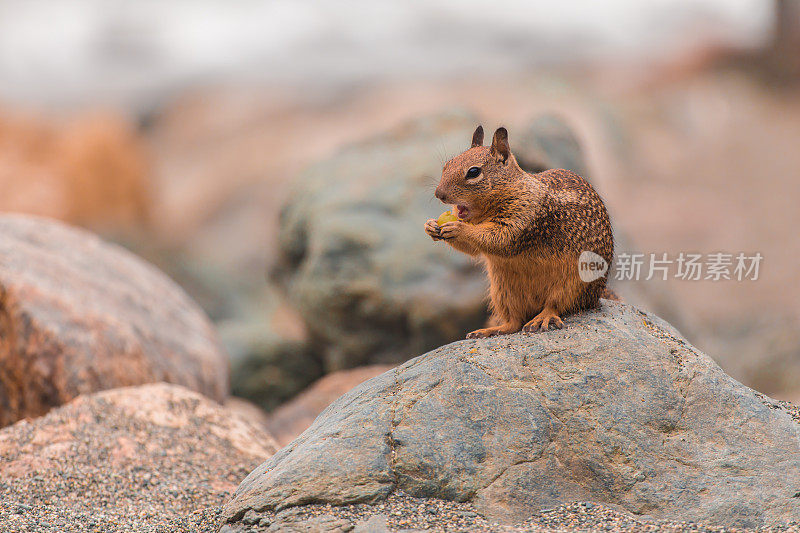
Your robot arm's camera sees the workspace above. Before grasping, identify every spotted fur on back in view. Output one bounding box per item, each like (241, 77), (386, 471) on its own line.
(430, 126), (615, 336)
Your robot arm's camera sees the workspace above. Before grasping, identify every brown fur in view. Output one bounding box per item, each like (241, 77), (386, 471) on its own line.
(425, 126), (614, 338)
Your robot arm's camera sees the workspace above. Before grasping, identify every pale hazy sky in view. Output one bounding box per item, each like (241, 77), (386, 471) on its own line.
(0, 0), (772, 109)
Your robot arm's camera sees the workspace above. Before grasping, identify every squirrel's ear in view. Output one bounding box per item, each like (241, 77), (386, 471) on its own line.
(471, 125), (484, 148)
(490, 127), (510, 163)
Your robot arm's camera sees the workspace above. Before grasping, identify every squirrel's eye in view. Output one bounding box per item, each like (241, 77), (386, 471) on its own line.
(465, 167), (481, 179)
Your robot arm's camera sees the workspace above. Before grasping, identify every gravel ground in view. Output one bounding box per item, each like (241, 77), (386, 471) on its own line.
(221, 491), (800, 532)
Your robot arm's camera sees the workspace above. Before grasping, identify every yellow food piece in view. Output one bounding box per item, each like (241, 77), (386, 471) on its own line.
(437, 210), (458, 225)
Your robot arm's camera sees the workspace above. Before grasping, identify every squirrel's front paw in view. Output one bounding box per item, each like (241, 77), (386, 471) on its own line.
(439, 221), (468, 241)
(424, 219), (442, 240)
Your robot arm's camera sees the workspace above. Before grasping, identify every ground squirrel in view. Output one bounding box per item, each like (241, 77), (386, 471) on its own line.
(425, 125), (614, 338)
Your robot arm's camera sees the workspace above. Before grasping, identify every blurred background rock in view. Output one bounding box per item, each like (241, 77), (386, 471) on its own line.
(1, 0), (799, 428)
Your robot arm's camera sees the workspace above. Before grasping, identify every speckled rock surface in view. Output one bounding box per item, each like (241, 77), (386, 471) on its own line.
(224, 301), (800, 529)
(0, 214), (229, 427)
(0, 383), (277, 532)
(274, 111), (586, 372)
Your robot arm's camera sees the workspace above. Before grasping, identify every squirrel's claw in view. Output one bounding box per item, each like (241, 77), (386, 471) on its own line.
(523, 312), (564, 333)
(466, 328), (494, 339)
(424, 219), (442, 240)
(438, 220), (466, 240)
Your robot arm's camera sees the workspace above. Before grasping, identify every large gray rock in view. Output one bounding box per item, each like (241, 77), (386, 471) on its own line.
(223, 301), (800, 529)
(274, 111), (590, 372)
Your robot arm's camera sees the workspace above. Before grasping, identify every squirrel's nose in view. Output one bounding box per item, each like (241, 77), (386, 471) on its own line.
(435, 187), (447, 202)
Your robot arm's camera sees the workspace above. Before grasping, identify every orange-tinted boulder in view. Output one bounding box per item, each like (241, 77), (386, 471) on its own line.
(0, 215), (228, 427)
(0, 110), (150, 231)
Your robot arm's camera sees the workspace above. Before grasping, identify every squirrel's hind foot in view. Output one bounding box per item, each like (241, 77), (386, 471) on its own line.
(466, 322), (522, 339)
(466, 328), (495, 339)
(523, 311), (564, 333)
